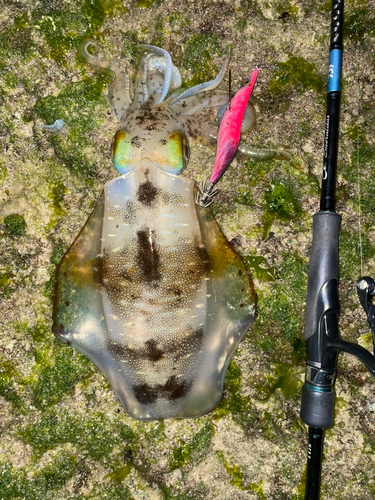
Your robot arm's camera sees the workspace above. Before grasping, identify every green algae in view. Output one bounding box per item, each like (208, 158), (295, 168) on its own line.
(0, 452), (81, 499)
(233, 0), (265, 31)
(344, 0), (375, 39)
(3, 12), (36, 59)
(144, 420), (166, 443)
(38, 451), (79, 490)
(34, 76), (109, 126)
(104, 463), (132, 483)
(20, 408), (136, 462)
(258, 287), (302, 347)
(213, 360), (259, 431)
(0, 268), (15, 299)
(28, 320), (52, 346)
(291, 471), (307, 500)
(182, 34), (222, 86)
(216, 451), (267, 497)
(34, 75), (109, 179)
(168, 12), (190, 29)
(0, 162), (7, 184)
(264, 181), (302, 219)
(262, 180), (302, 238)
(269, 56), (325, 98)
(254, 252), (308, 362)
(0, 458), (134, 500)
(50, 240), (68, 267)
(136, 0), (155, 8)
(157, 484), (196, 500)
(244, 255), (276, 282)
(235, 185), (254, 207)
(44, 239), (69, 296)
(32, 346), (94, 409)
(28, 1), (129, 67)
(0, 357), (22, 409)
(4, 214), (27, 235)
(244, 157), (276, 187)
(274, 0), (299, 21)
(255, 363), (302, 402)
(48, 181), (68, 230)
(169, 422), (214, 471)
(339, 228), (375, 281)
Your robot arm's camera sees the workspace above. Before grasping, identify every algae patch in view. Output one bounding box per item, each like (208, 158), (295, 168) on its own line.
(169, 422), (214, 471)
(269, 56), (325, 97)
(4, 214), (27, 236)
(213, 360), (259, 431)
(244, 255), (276, 283)
(262, 180), (302, 238)
(182, 34), (222, 86)
(216, 451), (267, 497)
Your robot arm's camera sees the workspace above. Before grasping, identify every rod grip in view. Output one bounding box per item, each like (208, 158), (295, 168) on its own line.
(300, 385), (335, 428)
(304, 212), (341, 340)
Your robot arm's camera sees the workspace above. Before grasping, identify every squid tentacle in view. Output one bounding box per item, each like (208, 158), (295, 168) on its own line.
(184, 119), (293, 164)
(170, 50), (230, 105)
(147, 56), (182, 91)
(79, 40), (132, 121)
(138, 44), (173, 104)
(78, 39), (122, 75)
(236, 142), (294, 162)
(172, 90), (230, 116)
(141, 52), (154, 102)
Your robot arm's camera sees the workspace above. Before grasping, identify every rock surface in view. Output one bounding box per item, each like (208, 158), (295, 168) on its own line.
(0, 0), (375, 498)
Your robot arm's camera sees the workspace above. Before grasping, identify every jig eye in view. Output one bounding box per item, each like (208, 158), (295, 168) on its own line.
(157, 131), (189, 175)
(111, 130), (136, 175)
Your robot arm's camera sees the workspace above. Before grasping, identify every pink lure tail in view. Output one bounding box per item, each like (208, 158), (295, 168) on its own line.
(210, 69), (259, 185)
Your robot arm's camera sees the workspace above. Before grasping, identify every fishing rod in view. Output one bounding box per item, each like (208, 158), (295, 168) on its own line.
(300, 1), (375, 498)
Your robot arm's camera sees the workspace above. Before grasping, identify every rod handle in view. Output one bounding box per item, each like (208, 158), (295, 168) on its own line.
(304, 212), (341, 340)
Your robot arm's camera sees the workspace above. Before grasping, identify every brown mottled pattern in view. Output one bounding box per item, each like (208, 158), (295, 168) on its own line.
(54, 163), (255, 420)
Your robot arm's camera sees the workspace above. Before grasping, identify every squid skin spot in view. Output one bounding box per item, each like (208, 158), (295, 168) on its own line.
(137, 180), (159, 206)
(104, 340), (129, 359)
(120, 269), (133, 282)
(133, 384), (158, 405)
(64, 301), (70, 307)
(67, 341), (71, 346)
(131, 136), (142, 148)
(136, 229), (161, 283)
(59, 324), (64, 330)
(240, 303), (244, 308)
(145, 339), (164, 362)
(133, 377), (191, 404)
(161, 376), (190, 401)
(191, 327), (204, 345)
(238, 270), (242, 276)
(91, 256), (104, 285)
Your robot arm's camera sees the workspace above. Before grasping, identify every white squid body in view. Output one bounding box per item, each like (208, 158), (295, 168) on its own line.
(52, 43), (265, 420)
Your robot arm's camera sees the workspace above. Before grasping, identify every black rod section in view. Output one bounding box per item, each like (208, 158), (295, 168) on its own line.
(301, 2), (344, 499)
(320, 0), (344, 212)
(305, 427), (324, 500)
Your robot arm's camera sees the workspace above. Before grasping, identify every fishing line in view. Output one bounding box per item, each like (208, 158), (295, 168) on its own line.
(357, 115), (363, 277)
(354, 15), (363, 277)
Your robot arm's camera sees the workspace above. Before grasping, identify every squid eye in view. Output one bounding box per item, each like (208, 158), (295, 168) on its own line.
(162, 131), (190, 175)
(111, 130), (135, 174)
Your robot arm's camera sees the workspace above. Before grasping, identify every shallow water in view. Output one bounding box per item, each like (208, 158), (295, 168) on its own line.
(0, 1), (375, 499)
